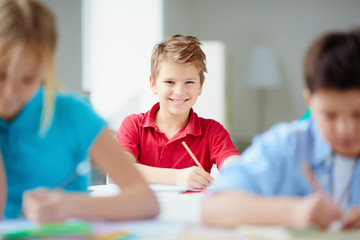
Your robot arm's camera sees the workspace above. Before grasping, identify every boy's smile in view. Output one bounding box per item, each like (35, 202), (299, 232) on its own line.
(169, 98), (189, 105)
(306, 88), (360, 157)
(151, 61), (202, 119)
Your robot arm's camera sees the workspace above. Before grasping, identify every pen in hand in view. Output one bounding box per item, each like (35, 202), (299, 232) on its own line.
(21, 161), (91, 220)
(55, 161), (90, 189)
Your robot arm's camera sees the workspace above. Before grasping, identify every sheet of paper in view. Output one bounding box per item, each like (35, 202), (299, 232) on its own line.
(88, 184), (120, 197)
(88, 183), (198, 195)
(93, 220), (186, 238)
(149, 184), (189, 192)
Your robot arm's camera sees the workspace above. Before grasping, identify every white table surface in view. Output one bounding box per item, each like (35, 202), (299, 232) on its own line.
(2, 184), (360, 239)
(89, 183), (204, 224)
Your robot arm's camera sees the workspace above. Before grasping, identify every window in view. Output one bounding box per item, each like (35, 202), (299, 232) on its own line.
(83, 0), (163, 131)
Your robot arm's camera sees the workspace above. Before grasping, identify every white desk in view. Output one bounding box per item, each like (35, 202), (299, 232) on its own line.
(2, 185), (360, 240)
(0, 185), (208, 239)
(89, 184), (203, 224)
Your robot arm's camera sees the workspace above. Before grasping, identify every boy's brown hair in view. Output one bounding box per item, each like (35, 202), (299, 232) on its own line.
(151, 34), (207, 85)
(304, 28), (360, 93)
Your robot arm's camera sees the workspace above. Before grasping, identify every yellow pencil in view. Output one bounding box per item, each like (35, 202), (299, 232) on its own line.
(181, 141), (204, 170)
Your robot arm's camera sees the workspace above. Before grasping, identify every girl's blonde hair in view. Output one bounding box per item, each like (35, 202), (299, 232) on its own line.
(0, 0), (57, 135)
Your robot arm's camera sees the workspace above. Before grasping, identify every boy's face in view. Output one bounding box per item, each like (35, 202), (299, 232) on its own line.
(305, 88), (360, 157)
(0, 47), (42, 121)
(150, 61), (202, 118)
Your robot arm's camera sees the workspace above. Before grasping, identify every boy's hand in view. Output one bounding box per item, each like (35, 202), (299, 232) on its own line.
(23, 188), (71, 224)
(294, 192), (342, 230)
(342, 206), (360, 229)
(176, 166), (213, 189)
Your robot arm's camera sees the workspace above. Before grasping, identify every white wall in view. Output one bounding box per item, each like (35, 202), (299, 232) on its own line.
(39, 0), (360, 150)
(163, 0), (360, 149)
(38, 0), (83, 92)
(83, 0), (163, 130)
(194, 41), (226, 127)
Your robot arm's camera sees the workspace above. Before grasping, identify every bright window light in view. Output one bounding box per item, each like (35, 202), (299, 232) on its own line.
(83, 0), (163, 130)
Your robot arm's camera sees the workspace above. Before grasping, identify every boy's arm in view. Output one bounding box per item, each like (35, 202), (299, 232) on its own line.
(220, 155), (241, 170)
(206, 121), (240, 170)
(103, 149), (212, 189)
(112, 152), (183, 186)
(201, 190), (341, 229)
(134, 163), (213, 189)
(23, 128), (160, 223)
(0, 149), (6, 219)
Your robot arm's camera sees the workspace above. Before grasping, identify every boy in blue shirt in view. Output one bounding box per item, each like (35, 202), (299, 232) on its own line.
(202, 28), (360, 229)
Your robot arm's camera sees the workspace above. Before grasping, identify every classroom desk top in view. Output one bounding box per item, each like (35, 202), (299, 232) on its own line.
(1, 184), (360, 240)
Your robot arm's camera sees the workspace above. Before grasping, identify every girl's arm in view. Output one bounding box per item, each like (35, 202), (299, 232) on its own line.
(84, 128), (159, 220)
(23, 129), (159, 223)
(0, 149), (6, 219)
(201, 190), (341, 229)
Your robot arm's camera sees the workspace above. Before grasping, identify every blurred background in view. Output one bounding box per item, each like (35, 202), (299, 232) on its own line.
(39, 0), (360, 152)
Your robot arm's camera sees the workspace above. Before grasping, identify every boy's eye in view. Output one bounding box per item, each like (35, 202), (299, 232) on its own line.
(185, 81), (195, 84)
(352, 112), (360, 119)
(164, 81), (174, 84)
(325, 112), (336, 120)
(0, 71), (6, 80)
(22, 76), (35, 84)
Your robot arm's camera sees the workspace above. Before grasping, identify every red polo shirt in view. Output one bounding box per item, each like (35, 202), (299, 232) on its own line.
(116, 103), (240, 173)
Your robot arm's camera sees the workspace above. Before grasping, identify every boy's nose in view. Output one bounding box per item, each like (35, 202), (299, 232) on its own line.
(174, 84), (185, 95)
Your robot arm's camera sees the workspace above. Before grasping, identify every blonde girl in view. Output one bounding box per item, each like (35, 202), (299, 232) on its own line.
(0, 0), (158, 223)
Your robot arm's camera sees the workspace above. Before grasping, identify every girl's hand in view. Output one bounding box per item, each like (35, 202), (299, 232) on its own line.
(176, 166), (213, 189)
(342, 206), (360, 229)
(293, 192), (342, 230)
(22, 188), (72, 224)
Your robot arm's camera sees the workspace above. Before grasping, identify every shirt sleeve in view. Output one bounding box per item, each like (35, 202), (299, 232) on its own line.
(116, 114), (140, 159)
(207, 121), (240, 168)
(210, 123), (292, 196)
(60, 93), (107, 161)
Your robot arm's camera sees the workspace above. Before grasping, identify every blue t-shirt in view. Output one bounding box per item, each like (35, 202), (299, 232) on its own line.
(0, 87), (106, 218)
(211, 118), (360, 207)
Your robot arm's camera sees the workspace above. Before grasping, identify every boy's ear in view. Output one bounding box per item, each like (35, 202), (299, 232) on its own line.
(303, 89), (312, 107)
(150, 76), (157, 94)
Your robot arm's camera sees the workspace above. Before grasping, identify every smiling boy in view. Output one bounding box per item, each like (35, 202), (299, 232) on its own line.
(117, 34), (240, 189)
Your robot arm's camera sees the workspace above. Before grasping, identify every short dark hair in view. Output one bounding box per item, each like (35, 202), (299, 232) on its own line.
(304, 28), (360, 93)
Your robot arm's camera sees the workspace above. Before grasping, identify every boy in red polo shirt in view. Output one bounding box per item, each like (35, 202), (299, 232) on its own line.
(117, 34), (240, 189)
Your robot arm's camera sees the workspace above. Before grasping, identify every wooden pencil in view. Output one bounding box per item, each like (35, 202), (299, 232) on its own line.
(181, 141), (204, 170)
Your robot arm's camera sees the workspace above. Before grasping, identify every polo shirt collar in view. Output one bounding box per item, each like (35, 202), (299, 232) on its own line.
(141, 102), (202, 136)
(141, 102), (158, 128)
(186, 108), (202, 136)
